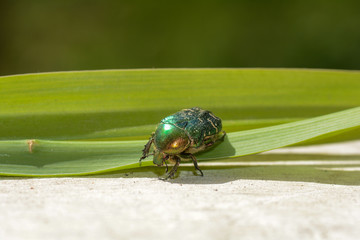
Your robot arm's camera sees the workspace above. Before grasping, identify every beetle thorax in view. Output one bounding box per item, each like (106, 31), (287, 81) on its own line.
(154, 123), (190, 154)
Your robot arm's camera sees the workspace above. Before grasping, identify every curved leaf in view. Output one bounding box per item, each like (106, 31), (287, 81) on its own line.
(0, 107), (359, 176)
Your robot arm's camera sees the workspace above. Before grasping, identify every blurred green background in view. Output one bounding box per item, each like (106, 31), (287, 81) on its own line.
(1, 0), (359, 76)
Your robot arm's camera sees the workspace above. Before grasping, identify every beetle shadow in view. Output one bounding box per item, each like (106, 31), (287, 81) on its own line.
(175, 153), (360, 186)
(84, 152), (360, 186)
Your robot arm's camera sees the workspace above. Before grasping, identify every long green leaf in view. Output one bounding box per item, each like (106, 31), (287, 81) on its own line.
(0, 107), (359, 176)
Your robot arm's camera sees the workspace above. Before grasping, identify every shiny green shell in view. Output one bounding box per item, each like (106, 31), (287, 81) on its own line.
(154, 107), (222, 149)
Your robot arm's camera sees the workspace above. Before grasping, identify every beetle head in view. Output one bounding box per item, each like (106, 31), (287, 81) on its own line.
(153, 151), (167, 166)
(154, 123), (190, 155)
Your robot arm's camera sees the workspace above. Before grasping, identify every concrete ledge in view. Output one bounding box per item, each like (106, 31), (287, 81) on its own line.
(1, 141), (360, 240)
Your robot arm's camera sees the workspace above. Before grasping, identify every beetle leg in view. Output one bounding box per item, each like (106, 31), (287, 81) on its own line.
(180, 153), (204, 177)
(164, 161), (169, 173)
(189, 154), (204, 177)
(204, 136), (214, 147)
(219, 130), (227, 141)
(162, 155), (169, 173)
(204, 130), (226, 147)
(161, 156), (180, 180)
(139, 133), (154, 166)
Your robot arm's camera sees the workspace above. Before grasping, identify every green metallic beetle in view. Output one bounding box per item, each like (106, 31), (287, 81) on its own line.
(139, 107), (226, 179)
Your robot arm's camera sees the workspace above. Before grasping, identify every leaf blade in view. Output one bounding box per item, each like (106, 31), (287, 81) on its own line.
(0, 107), (359, 176)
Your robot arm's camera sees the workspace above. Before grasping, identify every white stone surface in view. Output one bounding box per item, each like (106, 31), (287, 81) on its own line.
(1, 141), (360, 240)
